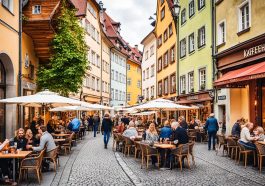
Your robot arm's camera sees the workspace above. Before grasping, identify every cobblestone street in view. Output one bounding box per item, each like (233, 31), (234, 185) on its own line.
(47, 134), (265, 186)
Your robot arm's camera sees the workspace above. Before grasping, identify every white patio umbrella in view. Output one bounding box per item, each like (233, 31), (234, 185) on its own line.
(49, 106), (92, 112)
(0, 90), (82, 124)
(131, 111), (156, 116)
(81, 102), (113, 110)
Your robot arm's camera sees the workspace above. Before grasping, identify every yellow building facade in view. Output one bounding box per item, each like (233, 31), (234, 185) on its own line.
(127, 47), (142, 106)
(0, 1), (20, 139)
(155, 0), (177, 101)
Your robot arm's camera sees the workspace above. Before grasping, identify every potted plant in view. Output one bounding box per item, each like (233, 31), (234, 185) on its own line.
(200, 84), (205, 90)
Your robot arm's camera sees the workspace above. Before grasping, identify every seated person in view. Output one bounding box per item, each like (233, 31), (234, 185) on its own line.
(178, 116), (188, 130)
(170, 122), (189, 146)
(28, 125), (56, 153)
(145, 123), (159, 143)
(238, 122), (257, 150)
(159, 120), (172, 141)
(25, 129), (38, 146)
(47, 120), (55, 134)
(122, 121), (138, 138)
(68, 117), (81, 132)
(231, 119), (241, 138)
(0, 139), (11, 183)
(188, 118), (198, 130)
(13, 128), (28, 150)
(254, 126), (265, 141)
(115, 122), (125, 133)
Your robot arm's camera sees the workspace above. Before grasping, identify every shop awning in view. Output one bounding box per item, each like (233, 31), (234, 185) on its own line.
(215, 61), (265, 86)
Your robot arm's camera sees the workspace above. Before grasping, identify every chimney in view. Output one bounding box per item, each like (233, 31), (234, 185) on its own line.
(135, 45), (138, 50)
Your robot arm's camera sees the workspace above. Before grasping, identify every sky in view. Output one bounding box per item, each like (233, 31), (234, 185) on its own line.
(101, 0), (156, 51)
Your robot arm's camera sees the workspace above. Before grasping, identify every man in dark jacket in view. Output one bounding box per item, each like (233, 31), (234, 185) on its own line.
(171, 122), (189, 146)
(93, 113), (100, 137)
(231, 119), (241, 138)
(178, 116), (188, 130)
(102, 113), (113, 149)
(204, 113), (219, 150)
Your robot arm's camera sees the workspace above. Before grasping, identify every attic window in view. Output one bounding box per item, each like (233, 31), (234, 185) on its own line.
(32, 5), (41, 14)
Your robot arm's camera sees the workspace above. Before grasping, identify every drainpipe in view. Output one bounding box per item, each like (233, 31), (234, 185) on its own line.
(18, 0), (23, 127)
(100, 37), (103, 105)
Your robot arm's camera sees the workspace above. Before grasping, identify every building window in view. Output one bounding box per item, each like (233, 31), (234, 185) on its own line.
(111, 70), (114, 80)
(2, 0), (13, 12)
(145, 51), (149, 60)
(127, 78), (131, 85)
(91, 26), (96, 40)
(146, 68), (149, 79)
(170, 45), (175, 63)
(127, 64), (130, 70)
(115, 90), (118, 100)
(198, 26), (206, 48)
(150, 45), (154, 56)
(198, 0), (205, 10)
(218, 21), (226, 45)
(137, 80), (141, 88)
(188, 72), (194, 92)
(158, 81), (163, 96)
(169, 23), (173, 37)
(164, 77), (168, 95)
(92, 77), (95, 90)
(151, 86), (155, 97)
(157, 35), (162, 47)
(180, 38), (186, 58)
(199, 68), (206, 90)
(96, 78), (100, 91)
(91, 51), (95, 65)
(115, 71), (118, 81)
(96, 55), (100, 67)
(180, 75), (186, 94)
(143, 89), (145, 99)
(189, 0), (195, 18)
(151, 65), (155, 77)
(32, 5), (41, 14)
(164, 29), (168, 42)
(170, 73), (176, 94)
(146, 88), (149, 99)
(161, 0), (164, 5)
(102, 81), (105, 92)
(119, 73), (122, 82)
(127, 93), (131, 101)
(163, 51), (169, 68)
(188, 33), (195, 53)
(161, 7), (165, 21)
(143, 70), (145, 81)
(238, 1), (250, 32)
(158, 57), (162, 72)
(111, 88), (114, 100)
(181, 9), (186, 25)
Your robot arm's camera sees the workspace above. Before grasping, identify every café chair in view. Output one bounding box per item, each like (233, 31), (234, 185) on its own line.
(226, 137), (239, 160)
(43, 146), (60, 171)
(61, 132), (75, 155)
(255, 142), (265, 173)
(123, 137), (134, 156)
(216, 134), (227, 156)
(188, 142), (195, 166)
(171, 143), (190, 171)
(139, 143), (160, 169)
(19, 149), (45, 184)
(237, 142), (256, 168)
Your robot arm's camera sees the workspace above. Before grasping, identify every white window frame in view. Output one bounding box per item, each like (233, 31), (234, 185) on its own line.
(151, 86), (154, 97)
(199, 68), (206, 89)
(238, 0), (251, 32)
(181, 8), (186, 25)
(189, 0), (195, 18)
(198, 26), (206, 48)
(2, 0), (13, 13)
(188, 72), (194, 92)
(180, 75), (186, 94)
(188, 33), (195, 53)
(32, 5), (41, 14)
(127, 78), (131, 85)
(217, 20), (226, 45)
(180, 38), (186, 58)
(150, 45), (154, 56)
(151, 65), (155, 77)
(143, 70), (145, 81)
(146, 68), (149, 79)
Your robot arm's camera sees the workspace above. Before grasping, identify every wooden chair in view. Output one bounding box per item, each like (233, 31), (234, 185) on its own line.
(139, 143), (160, 169)
(255, 142), (265, 173)
(226, 137), (239, 161)
(237, 142), (256, 168)
(188, 141), (195, 166)
(123, 137), (134, 156)
(19, 149), (45, 184)
(134, 141), (141, 159)
(188, 131), (197, 142)
(112, 133), (120, 151)
(171, 143), (190, 171)
(216, 134), (227, 155)
(43, 146), (60, 171)
(61, 132), (74, 154)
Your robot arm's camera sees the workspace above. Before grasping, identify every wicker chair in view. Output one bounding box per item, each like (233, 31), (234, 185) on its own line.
(43, 146), (60, 171)
(226, 137), (239, 160)
(123, 137), (134, 156)
(171, 143), (190, 171)
(188, 131), (197, 142)
(134, 141), (141, 159)
(255, 142), (265, 173)
(112, 133), (119, 151)
(237, 142), (256, 168)
(61, 132), (74, 154)
(139, 143), (160, 169)
(19, 149), (45, 184)
(216, 134), (227, 155)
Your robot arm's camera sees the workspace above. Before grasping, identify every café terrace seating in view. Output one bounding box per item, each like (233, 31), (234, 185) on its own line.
(237, 142), (256, 168)
(255, 142), (265, 173)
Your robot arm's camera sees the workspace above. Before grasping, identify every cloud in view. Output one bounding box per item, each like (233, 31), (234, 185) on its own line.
(101, 0), (156, 51)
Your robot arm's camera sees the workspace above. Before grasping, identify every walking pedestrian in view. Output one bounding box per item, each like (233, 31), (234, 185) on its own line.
(93, 113), (100, 137)
(102, 113), (113, 149)
(204, 113), (219, 150)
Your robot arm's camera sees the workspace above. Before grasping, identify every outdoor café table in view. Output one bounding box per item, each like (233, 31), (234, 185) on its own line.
(54, 138), (66, 142)
(52, 133), (70, 138)
(257, 141), (265, 145)
(0, 150), (32, 181)
(153, 143), (176, 168)
(134, 136), (143, 141)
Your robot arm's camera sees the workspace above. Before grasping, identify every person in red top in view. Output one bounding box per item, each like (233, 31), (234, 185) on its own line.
(115, 122), (125, 133)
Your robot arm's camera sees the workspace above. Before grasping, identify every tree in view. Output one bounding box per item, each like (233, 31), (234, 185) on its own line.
(37, 0), (88, 96)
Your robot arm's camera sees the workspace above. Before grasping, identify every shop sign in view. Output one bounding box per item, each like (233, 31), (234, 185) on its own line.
(244, 43), (265, 58)
(22, 81), (37, 90)
(187, 95), (198, 100)
(218, 95), (226, 100)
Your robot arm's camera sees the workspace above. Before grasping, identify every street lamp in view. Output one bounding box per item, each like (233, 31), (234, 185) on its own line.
(172, 0), (181, 98)
(99, 1), (104, 10)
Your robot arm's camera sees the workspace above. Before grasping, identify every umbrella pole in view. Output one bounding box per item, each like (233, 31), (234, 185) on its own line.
(160, 109), (162, 126)
(44, 106), (46, 125)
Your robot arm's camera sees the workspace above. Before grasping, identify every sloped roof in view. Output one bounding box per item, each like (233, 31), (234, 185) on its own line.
(71, 0), (87, 17)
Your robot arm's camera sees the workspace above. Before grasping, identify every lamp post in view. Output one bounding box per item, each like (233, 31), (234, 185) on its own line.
(172, 0), (181, 98)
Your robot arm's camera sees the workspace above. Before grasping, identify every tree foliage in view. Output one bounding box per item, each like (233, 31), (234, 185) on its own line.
(37, 0), (88, 96)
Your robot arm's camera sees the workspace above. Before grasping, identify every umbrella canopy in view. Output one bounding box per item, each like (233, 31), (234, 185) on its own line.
(132, 98), (192, 111)
(81, 102), (113, 110)
(131, 111), (156, 116)
(0, 90), (82, 107)
(49, 106), (92, 112)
